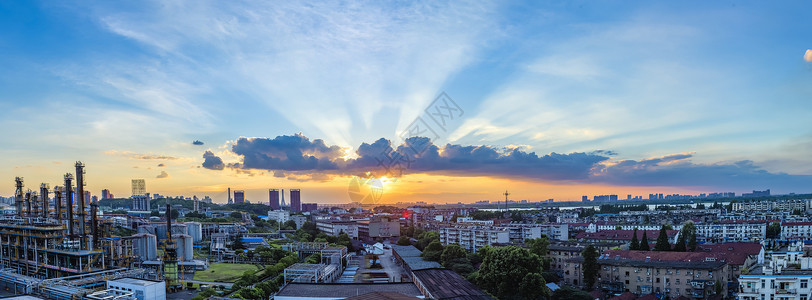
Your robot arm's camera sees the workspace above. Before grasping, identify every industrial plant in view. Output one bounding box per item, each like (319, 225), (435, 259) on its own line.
(0, 162), (202, 299)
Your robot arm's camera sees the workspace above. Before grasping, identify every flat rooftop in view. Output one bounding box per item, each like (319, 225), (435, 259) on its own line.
(109, 277), (164, 286)
(275, 283), (423, 298)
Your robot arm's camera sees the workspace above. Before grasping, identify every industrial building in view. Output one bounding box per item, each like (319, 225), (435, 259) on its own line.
(0, 162), (191, 299)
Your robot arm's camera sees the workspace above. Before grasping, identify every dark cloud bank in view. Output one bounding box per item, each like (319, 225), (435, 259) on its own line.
(201, 133), (812, 192)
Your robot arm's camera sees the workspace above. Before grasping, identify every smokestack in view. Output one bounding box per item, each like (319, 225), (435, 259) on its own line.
(14, 177), (23, 217)
(65, 173), (75, 238)
(91, 198), (99, 250)
(40, 183), (49, 218)
(75, 162), (86, 247)
(25, 190), (32, 217)
(166, 204), (172, 242)
(55, 187), (63, 221)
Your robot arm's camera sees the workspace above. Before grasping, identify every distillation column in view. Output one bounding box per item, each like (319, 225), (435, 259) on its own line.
(14, 177), (23, 217)
(65, 174), (75, 238)
(40, 183), (49, 218)
(75, 162), (87, 250)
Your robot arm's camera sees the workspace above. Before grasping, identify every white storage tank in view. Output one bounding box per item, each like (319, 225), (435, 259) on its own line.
(131, 233), (157, 261)
(155, 224), (168, 241)
(185, 222), (202, 243)
(137, 224), (156, 235)
(174, 234), (194, 261)
(171, 223), (187, 235)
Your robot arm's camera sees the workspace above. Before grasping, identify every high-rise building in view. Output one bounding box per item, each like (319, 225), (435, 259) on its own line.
(234, 190), (245, 203)
(102, 189), (112, 200)
(131, 179), (146, 196)
(290, 189), (301, 212)
(269, 189), (280, 210)
(228, 187), (232, 204)
(84, 191), (91, 205)
(281, 189), (286, 207)
(131, 179), (149, 211)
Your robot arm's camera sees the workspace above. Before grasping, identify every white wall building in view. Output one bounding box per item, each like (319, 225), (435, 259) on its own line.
(439, 226), (509, 252)
(106, 278), (166, 300)
(696, 222), (767, 242)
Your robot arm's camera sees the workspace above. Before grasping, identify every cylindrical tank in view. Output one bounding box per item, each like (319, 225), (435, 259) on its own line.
(155, 224), (168, 241)
(137, 224), (156, 235)
(171, 223), (187, 235)
(185, 222), (202, 243)
(174, 234), (194, 261)
(132, 233), (157, 261)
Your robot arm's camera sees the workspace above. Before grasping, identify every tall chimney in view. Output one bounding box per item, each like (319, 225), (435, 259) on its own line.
(75, 162), (86, 246)
(91, 198), (99, 250)
(65, 174), (75, 238)
(25, 190), (32, 217)
(166, 204), (173, 242)
(40, 183), (49, 218)
(55, 187), (63, 221)
(14, 177), (24, 217)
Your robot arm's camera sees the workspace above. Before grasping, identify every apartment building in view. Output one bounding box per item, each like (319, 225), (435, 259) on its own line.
(438, 226), (509, 252)
(738, 258), (812, 300)
(357, 218), (401, 239)
(782, 222), (812, 239)
(733, 199), (812, 212)
(315, 220), (359, 239)
(695, 221), (767, 242)
(564, 252), (731, 299)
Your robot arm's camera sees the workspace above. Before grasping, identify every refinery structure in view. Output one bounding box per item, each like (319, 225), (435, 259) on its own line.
(0, 162), (200, 299)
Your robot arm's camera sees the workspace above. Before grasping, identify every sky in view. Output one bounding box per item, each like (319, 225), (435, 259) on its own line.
(1, 1), (811, 205)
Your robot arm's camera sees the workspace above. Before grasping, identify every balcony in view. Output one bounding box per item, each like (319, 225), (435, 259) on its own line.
(776, 289), (796, 294)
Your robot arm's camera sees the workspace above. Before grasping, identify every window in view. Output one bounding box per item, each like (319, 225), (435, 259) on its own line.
(801, 295), (808, 300)
(676, 270), (680, 275)
(802, 280), (808, 289)
(676, 279), (680, 285)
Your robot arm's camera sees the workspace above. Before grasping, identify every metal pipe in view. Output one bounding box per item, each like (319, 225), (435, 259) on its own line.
(166, 204), (172, 242)
(65, 173), (75, 238)
(25, 190), (32, 217)
(91, 198), (99, 250)
(55, 186), (63, 221)
(14, 177), (23, 217)
(76, 162), (87, 249)
(40, 183), (49, 218)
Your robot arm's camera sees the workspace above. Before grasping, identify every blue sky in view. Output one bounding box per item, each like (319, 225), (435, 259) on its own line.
(1, 1), (810, 202)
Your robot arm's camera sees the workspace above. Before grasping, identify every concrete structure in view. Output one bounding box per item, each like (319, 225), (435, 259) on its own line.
(733, 198), (812, 212)
(106, 278), (166, 300)
(268, 210), (290, 224)
(185, 222), (202, 243)
(782, 222), (812, 239)
(233, 190), (245, 203)
(358, 218), (401, 239)
(128, 233), (158, 261)
(695, 221), (767, 242)
(174, 234), (193, 261)
(316, 220), (358, 239)
(439, 226), (509, 252)
(290, 189), (301, 212)
(291, 215), (308, 229)
(269, 189), (280, 210)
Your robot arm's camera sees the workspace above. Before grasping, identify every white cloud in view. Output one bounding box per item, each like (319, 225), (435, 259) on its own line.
(86, 1), (501, 146)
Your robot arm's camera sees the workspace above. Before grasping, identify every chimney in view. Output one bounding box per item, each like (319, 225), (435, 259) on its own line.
(166, 204), (172, 242)
(40, 183), (49, 218)
(75, 162), (86, 249)
(54, 186), (63, 221)
(65, 174), (75, 238)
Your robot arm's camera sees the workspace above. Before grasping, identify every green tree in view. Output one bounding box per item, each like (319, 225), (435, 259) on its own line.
(715, 279), (723, 295)
(397, 235), (411, 246)
(519, 272), (550, 300)
(767, 222), (781, 239)
(640, 231), (650, 251)
(440, 244), (468, 267)
(422, 240), (443, 261)
(673, 230), (687, 252)
(526, 236), (550, 257)
(654, 225), (672, 251)
(679, 221), (697, 252)
(150, 210), (160, 217)
(582, 245), (600, 289)
(630, 228), (640, 250)
(476, 246), (545, 300)
(416, 231), (439, 250)
(232, 234), (245, 250)
(551, 286), (593, 300)
(170, 209), (179, 220)
(230, 211), (243, 219)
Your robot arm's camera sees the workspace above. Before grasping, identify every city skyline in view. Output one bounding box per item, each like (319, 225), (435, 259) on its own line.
(1, 1), (811, 204)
